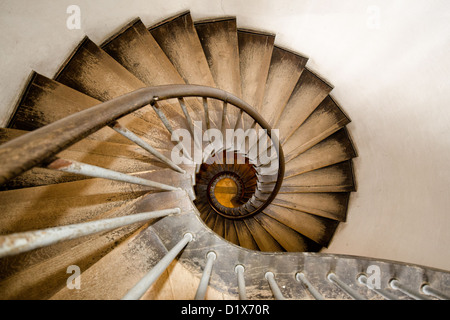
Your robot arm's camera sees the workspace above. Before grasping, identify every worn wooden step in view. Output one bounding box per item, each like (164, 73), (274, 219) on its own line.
(195, 17), (242, 127)
(149, 11), (221, 126)
(55, 37), (144, 101)
(47, 191), (195, 300)
(234, 220), (259, 251)
(9, 72), (98, 130)
(50, 224), (166, 300)
(0, 127), (28, 144)
(259, 161), (355, 193)
(203, 209), (218, 231)
(260, 46), (308, 127)
(275, 68), (333, 143)
(102, 18), (185, 88)
(0, 128), (83, 188)
(243, 218), (283, 252)
(6, 73), (134, 145)
(0, 196), (143, 288)
(285, 128), (357, 178)
(54, 37), (182, 143)
(263, 204), (339, 247)
(283, 95), (351, 161)
(149, 11), (216, 88)
(238, 29), (275, 115)
(0, 190), (192, 299)
(0, 128), (178, 189)
(280, 161), (356, 193)
(213, 214), (225, 238)
(253, 214), (321, 252)
(223, 219), (239, 246)
(6, 73), (172, 149)
(272, 192), (351, 221)
(57, 142), (171, 174)
(0, 168), (193, 234)
(101, 18), (201, 125)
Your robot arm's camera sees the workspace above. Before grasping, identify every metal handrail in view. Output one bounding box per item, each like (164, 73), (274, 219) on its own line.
(0, 84), (285, 217)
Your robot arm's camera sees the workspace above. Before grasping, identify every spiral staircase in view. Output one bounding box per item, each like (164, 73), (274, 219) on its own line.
(0, 11), (449, 300)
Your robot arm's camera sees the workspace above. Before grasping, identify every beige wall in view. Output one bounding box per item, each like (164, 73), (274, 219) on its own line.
(0, 0), (449, 270)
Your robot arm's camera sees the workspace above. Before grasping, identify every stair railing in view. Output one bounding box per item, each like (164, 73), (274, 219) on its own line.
(0, 84), (284, 217)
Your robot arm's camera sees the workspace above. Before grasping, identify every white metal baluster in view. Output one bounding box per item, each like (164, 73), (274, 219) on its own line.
(233, 109), (244, 131)
(202, 97), (211, 131)
(389, 279), (433, 300)
(47, 158), (180, 191)
(295, 272), (324, 300)
(0, 208), (180, 258)
(194, 251), (217, 300)
(265, 272), (286, 300)
(152, 101), (193, 161)
(327, 272), (366, 300)
(109, 121), (185, 174)
(177, 98), (195, 136)
(421, 284), (450, 300)
(357, 274), (398, 300)
(122, 232), (194, 300)
(235, 265), (247, 300)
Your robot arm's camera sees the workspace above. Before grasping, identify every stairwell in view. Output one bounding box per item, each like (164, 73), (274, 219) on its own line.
(0, 10), (449, 300)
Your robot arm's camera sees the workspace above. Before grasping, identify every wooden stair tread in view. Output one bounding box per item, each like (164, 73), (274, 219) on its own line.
(260, 46), (308, 127)
(243, 218), (283, 252)
(1, 129), (177, 188)
(280, 161), (356, 193)
(51, 224), (168, 299)
(55, 37), (145, 101)
(47, 190), (194, 300)
(102, 18), (201, 126)
(149, 12), (222, 127)
(275, 68), (333, 143)
(54, 37), (182, 141)
(5, 73), (171, 147)
(283, 95), (351, 161)
(238, 29), (275, 115)
(102, 19), (185, 87)
(0, 190), (193, 299)
(195, 18), (242, 98)
(284, 128), (357, 178)
(195, 17), (242, 128)
(223, 219), (239, 246)
(263, 204), (339, 247)
(0, 168), (193, 234)
(234, 220), (259, 251)
(272, 192), (350, 221)
(149, 12), (216, 88)
(213, 215), (225, 238)
(8, 72), (99, 131)
(253, 214), (320, 252)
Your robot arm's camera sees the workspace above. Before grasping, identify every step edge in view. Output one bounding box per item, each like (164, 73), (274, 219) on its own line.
(194, 16), (237, 25)
(148, 10), (191, 31)
(53, 36), (90, 81)
(237, 27), (276, 38)
(6, 71), (38, 129)
(100, 17), (143, 49)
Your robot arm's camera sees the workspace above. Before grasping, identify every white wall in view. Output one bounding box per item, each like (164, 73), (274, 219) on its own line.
(0, 0), (449, 270)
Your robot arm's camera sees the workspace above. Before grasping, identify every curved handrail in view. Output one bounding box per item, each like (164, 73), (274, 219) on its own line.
(0, 84), (284, 216)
